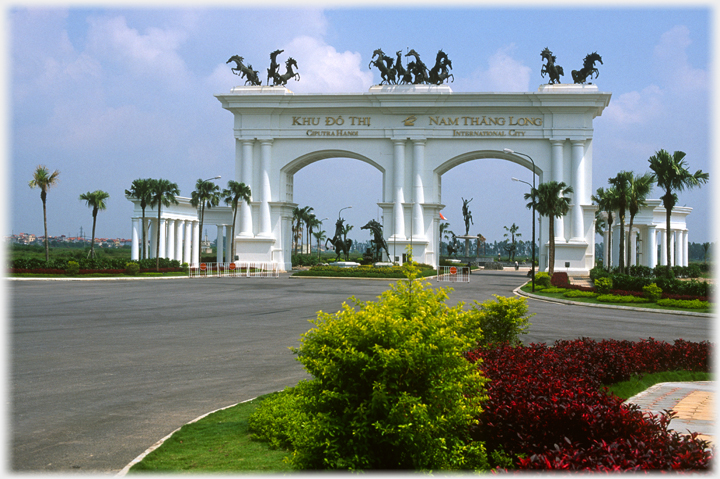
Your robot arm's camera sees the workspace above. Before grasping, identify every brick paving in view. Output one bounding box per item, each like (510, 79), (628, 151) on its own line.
(625, 382), (715, 445)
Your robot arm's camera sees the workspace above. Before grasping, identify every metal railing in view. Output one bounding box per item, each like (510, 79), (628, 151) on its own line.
(189, 262), (280, 279)
(436, 266), (470, 283)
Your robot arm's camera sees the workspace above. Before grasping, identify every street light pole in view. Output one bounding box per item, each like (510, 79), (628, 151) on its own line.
(505, 149), (537, 292)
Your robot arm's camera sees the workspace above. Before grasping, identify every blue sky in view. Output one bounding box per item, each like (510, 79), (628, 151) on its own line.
(6, 4), (715, 246)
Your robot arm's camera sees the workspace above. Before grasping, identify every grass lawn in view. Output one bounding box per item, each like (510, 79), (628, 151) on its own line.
(520, 284), (712, 314)
(128, 370), (711, 473)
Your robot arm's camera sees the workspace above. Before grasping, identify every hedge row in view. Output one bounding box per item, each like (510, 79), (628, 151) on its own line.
(465, 338), (712, 471)
(8, 257), (182, 274)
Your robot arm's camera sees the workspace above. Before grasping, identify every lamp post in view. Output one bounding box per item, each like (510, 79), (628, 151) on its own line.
(338, 206), (352, 218)
(504, 148), (537, 292)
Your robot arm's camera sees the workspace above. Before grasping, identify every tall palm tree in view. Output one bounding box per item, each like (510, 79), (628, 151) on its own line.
(313, 229), (326, 259)
(608, 171), (633, 272)
(591, 186), (619, 270)
(149, 178), (180, 271)
(306, 213), (322, 255)
(78, 190), (110, 259)
(28, 165), (60, 262)
(222, 180), (252, 262)
(503, 223), (522, 262)
(525, 181), (573, 276)
(342, 223), (354, 261)
(625, 172), (655, 273)
(125, 178), (153, 260)
(190, 178), (221, 254)
(300, 206), (314, 255)
(292, 206), (303, 255)
(648, 149), (709, 277)
(439, 221), (450, 254)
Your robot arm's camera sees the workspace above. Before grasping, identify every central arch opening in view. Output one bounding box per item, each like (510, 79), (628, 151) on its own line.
(439, 156), (540, 261)
(290, 156), (384, 257)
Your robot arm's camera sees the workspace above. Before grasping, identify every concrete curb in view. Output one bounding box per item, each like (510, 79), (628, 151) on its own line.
(513, 282), (713, 318)
(116, 397), (257, 476)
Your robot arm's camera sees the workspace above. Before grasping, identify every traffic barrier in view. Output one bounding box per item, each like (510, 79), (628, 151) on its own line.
(188, 262), (279, 278)
(436, 265), (469, 283)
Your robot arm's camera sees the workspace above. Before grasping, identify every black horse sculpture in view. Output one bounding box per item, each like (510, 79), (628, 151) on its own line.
(572, 52), (603, 84)
(361, 219), (390, 262)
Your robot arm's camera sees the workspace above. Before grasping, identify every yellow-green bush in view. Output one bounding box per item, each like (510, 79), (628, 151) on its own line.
(534, 272), (551, 288)
(125, 262), (140, 276)
(66, 260), (79, 276)
(642, 283), (663, 302)
(594, 276), (613, 294)
(249, 262), (496, 471)
(471, 295), (533, 346)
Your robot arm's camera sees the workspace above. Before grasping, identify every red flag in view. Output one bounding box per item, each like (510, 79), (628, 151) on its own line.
(439, 212), (447, 220)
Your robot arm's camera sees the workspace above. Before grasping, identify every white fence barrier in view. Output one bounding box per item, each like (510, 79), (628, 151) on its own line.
(436, 266), (470, 283)
(189, 262), (280, 279)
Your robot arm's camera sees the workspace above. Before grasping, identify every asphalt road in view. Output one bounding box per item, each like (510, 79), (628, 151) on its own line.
(9, 271), (713, 473)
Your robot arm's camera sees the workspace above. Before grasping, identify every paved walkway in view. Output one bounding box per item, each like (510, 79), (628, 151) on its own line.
(625, 381), (715, 445)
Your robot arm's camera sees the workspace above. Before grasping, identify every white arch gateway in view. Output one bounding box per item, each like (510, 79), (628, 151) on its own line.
(127, 83), (612, 273)
(214, 83), (611, 274)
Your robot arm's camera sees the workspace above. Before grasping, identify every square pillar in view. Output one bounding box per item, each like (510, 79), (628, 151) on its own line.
(166, 219), (175, 261)
(175, 220), (184, 263)
(216, 224), (224, 263)
(131, 218), (140, 261)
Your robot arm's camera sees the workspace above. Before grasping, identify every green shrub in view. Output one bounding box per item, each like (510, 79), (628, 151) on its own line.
(181, 262), (189, 273)
(125, 262), (140, 276)
(471, 295), (534, 346)
(597, 294), (649, 304)
(249, 262), (492, 471)
(534, 272), (551, 288)
(66, 261), (79, 276)
(656, 298), (710, 310)
(563, 290), (599, 298)
(642, 283), (663, 302)
(542, 287), (568, 293)
(589, 266), (610, 282)
(594, 276), (613, 294)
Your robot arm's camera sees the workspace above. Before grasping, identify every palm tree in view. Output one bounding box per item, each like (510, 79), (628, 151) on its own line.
(608, 171), (633, 272)
(313, 229), (326, 259)
(625, 172), (655, 273)
(307, 215), (323, 255)
(300, 206), (314, 255)
(222, 180), (252, 262)
(190, 178), (221, 254)
(503, 223), (522, 262)
(342, 223), (354, 261)
(149, 178), (180, 271)
(125, 178), (153, 260)
(439, 221), (450, 254)
(525, 181), (573, 277)
(292, 207), (303, 255)
(592, 186), (619, 270)
(648, 149), (709, 277)
(78, 190), (110, 259)
(28, 165), (60, 262)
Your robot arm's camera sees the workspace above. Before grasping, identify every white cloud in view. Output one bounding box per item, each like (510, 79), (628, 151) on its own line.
(602, 85), (664, 125)
(653, 25), (707, 92)
(278, 36), (373, 93)
(454, 45), (530, 92)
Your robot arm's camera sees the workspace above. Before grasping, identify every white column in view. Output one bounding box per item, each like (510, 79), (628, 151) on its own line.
(184, 221), (192, 264)
(551, 140), (565, 241)
(677, 230), (685, 267)
(683, 231), (689, 267)
(175, 220), (184, 263)
(603, 228), (609, 269)
(131, 218), (140, 261)
(166, 219), (176, 261)
(570, 140), (585, 241)
(647, 226), (657, 268)
(259, 139), (273, 237)
(630, 229), (637, 266)
(412, 139), (425, 239)
(149, 220), (157, 259)
(659, 229), (667, 266)
(192, 220), (200, 265)
(392, 139), (406, 239)
(240, 139), (254, 237)
(670, 230), (676, 267)
(158, 219), (167, 258)
(216, 225), (224, 263)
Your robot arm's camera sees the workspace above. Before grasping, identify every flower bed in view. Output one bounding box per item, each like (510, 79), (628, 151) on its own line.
(465, 338), (712, 471)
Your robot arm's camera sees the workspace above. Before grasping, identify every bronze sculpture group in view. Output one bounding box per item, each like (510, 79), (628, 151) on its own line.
(229, 47), (602, 88)
(541, 48), (603, 85)
(227, 49), (300, 86)
(361, 220), (390, 263)
(369, 48), (453, 85)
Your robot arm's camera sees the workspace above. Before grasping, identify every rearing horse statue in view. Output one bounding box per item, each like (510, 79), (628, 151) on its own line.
(540, 48), (564, 85)
(405, 49), (429, 84)
(572, 52), (603, 84)
(226, 55), (262, 86)
(326, 218), (352, 261)
(271, 57), (300, 86)
(368, 48), (396, 85)
(361, 219), (389, 262)
(428, 49), (454, 85)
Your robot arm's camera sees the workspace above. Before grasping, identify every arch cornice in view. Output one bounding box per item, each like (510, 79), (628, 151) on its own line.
(434, 150), (543, 177)
(282, 149), (385, 175)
